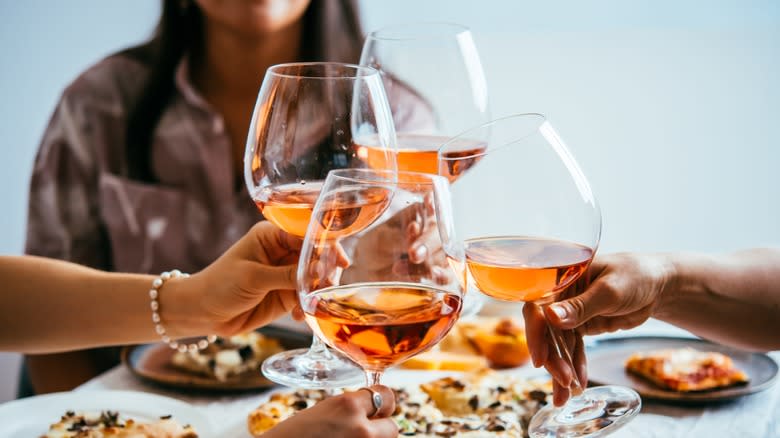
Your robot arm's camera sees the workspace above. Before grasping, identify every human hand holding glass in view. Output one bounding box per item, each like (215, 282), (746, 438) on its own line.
(299, 169), (463, 386)
(246, 62), (397, 388)
(439, 114), (640, 437)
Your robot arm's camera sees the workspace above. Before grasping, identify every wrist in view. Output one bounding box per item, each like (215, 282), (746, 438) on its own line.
(654, 252), (716, 320)
(653, 253), (681, 319)
(157, 275), (208, 338)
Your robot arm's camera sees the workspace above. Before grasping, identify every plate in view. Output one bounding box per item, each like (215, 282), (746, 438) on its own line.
(122, 326), (311, 391)
(587, 336), (778, 403)
(0, 390), (211, 437)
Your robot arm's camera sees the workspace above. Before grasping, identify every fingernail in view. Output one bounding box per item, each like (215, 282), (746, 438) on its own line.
(550, 304), (569, 321)
(412, 244), (426, 261)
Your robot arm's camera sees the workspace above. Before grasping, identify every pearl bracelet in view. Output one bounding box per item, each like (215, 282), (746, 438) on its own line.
(149, 269), (217, 353)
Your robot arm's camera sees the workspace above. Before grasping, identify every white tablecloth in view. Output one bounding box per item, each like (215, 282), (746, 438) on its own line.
(77, 320), (780, 437)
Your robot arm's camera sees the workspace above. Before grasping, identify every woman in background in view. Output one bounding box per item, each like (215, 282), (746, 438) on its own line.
(23, 0), (363, 394)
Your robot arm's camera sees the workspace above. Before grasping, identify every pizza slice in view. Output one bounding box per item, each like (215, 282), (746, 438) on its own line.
(170, 331), (283, 381)
(419, 369), (551, 435)
(43, 411), (198, 438)
(625, 347), (749, 392)
(246, 370), (553, 438)
(247, 389), (341, 436)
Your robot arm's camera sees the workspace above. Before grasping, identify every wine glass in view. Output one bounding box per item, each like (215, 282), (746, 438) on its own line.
(299, 169), (463, 387)
(245, 62), (398, 388)
(359, 22), (490, 317)
(439, 114), (641, 437)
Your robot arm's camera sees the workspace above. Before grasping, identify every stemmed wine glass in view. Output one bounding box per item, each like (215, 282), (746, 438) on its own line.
(359, 22), (490, 318)
(299, 169), (463, 387)
(245, 62), (398, 388)
(439, 114), (641, 437)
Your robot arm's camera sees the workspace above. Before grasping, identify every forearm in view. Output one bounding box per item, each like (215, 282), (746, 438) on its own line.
(655, 248), (780, 351)
(1, 256), (208, 353)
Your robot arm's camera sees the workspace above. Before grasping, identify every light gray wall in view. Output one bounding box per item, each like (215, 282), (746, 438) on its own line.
(1, 0), (778, 402)
(0, 0), (160, 402)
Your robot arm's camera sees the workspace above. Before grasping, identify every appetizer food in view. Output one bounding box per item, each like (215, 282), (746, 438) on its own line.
(247, 369), (552, 437)
(170, 331), (282, 381)
(42, 410), (197, 437)
(402, 317), (530, 371)
(625, 347), (749, 392)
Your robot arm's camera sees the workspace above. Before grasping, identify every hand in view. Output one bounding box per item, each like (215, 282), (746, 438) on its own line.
(167, 221), (302, 337)
(264, 386), (397, 438)
(342, 194), (451, 285)
(523, 297), (587, 407)
(523, 253), (674, 405)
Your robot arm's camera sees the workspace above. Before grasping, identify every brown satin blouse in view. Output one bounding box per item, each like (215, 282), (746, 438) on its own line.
(26, 55), (261, 274)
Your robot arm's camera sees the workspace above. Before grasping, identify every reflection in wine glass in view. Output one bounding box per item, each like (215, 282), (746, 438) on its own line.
(299, 169), (463, 386)
(358, 23), (490, 318)
(439, 114), (641, 437)
(247, 62), (398, 389)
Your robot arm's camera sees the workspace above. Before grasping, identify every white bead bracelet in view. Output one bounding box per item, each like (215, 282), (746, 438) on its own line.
(149, 269), (217, 353)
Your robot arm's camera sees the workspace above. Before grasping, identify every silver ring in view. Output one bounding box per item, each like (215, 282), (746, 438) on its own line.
(361, 387), (383, 418)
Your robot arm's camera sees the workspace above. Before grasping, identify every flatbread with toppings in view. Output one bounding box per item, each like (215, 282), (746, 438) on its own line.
(170, 331), (282, 381)
(247, 370), (551, 437)
(625, 347), (749, 392)
(42, 411), (197, 437)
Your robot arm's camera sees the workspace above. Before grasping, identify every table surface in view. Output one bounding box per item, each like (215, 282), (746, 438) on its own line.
(77, 319), (780, 438)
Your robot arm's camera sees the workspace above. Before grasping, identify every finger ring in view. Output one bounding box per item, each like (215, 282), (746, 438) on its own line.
(360, 387), (383, 418)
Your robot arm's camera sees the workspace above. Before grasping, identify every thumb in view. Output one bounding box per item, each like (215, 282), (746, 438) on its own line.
(256, 264), (298, 291)
(546, 280), (617, 330)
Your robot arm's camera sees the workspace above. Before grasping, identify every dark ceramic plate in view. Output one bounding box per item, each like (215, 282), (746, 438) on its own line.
(587, 336), (778, 403)
(121, 326), (311, 391)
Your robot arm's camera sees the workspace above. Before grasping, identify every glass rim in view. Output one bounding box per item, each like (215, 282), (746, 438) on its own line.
(438, 113), (547, 161)
(266, 62), (380, 80)
(326, 168), (447, 186)
(366, 22), (471, 41)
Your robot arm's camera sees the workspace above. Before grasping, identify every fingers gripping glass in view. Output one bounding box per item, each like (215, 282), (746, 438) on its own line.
(298, 169), (464, 387)
(439, 114), (640, 437)
(249, 63), (398, 388)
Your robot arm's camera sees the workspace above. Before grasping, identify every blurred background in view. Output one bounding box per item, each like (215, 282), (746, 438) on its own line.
(0, 0), (778, 402)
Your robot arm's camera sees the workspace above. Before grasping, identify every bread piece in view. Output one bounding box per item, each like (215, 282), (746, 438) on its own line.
(460, 317), (531, 369)
(402, 350), (489, 371)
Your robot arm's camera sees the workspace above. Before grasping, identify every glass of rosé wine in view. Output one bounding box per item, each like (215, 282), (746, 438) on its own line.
(359, 22), (490, 318)
(244, 62), (397, 238)
(439, 114), (641, 437)
(298, 168), (463, 387)
(248, 63), (398, 389)
(358, 22), (489, 178)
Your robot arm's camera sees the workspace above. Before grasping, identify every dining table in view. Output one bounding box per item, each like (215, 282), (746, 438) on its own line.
(77, 318), (779, 437)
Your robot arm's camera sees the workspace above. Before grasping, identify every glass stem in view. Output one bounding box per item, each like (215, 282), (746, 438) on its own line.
(364, 370), (382, 387)
(540, 302), (584, 396)
(305, 335), (334, 361)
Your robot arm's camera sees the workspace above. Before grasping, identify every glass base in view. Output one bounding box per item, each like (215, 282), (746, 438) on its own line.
(261, 348), (364, 389)
(529, 386), (641, 438)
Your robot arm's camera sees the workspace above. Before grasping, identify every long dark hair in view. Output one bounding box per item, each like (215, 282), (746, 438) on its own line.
(121, 0), (363, 183)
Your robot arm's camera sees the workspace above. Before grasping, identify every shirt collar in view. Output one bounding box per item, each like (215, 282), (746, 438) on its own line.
(174, 54), (216, 113)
